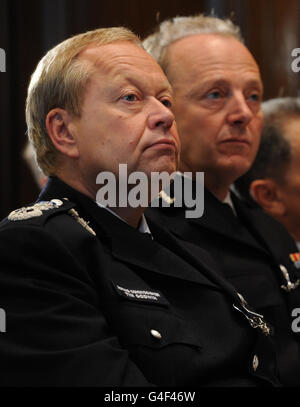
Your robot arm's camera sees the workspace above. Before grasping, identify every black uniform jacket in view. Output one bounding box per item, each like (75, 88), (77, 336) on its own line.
(0, 177), (281, 387)
(146, 177), (300, 386)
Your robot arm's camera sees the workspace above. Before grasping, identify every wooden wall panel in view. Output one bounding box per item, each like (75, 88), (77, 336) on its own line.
(0, 0), (13, 218)
(245, 0), (300, 99)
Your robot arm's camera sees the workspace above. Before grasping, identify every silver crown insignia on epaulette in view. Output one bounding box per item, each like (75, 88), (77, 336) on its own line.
(8, 199), (64, 221)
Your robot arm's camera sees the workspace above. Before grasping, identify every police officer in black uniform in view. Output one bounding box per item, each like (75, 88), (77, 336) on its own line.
(0, 26), (280, 387)
(143, 15), (300, 386)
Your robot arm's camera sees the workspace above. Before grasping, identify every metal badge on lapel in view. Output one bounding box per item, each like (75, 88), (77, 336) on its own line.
(233, 293), (272, 336)
(280, 264), (300, 292)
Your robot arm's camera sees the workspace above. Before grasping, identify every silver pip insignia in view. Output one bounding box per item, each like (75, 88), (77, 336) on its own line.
(68, 208), (96, 236)
(159, 190), (175, 205)
(8, 199), (63, 221)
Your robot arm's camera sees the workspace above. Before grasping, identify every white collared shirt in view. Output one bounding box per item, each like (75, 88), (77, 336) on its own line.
(223, 192), (237, 216)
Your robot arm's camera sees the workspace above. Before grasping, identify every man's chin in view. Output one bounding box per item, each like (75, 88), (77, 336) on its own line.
(231, 164), (253, 181)
(151, 163), (178, 176)
(219, 157), (254, 181)
(142, 157), (178, 176)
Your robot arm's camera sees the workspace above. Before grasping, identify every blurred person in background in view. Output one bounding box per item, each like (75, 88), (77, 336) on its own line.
(23, 141), (48, 188)
(235, 97), (300, 251)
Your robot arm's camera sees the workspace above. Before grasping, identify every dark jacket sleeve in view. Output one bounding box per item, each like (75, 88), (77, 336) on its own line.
(0, 223), (151, 386)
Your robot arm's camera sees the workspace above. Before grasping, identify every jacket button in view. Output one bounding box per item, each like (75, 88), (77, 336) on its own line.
(150, 329), (162, 339)
(252, 354), (259, 371)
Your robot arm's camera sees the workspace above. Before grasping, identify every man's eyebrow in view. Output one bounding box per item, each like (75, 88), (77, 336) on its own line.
(160, 84), (174, 96)
(186, 77), (263, 98)
(119, 75), (174, 96)
(244, 79), (263, 90)
(185, 79), (229, 98)
(199, 78), (263, 90)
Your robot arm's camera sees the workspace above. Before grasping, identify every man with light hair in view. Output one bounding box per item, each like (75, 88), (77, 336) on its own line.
(144, 15), (300, 386)
(235, 97), (300, 249)
(0, 27), (280, 386)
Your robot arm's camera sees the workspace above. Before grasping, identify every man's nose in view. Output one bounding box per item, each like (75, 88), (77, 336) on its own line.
(147, 98), (175, 131)
(227, 92), (254, 126)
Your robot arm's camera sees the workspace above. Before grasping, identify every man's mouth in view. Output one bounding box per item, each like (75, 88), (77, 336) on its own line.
(146, 138), (177, 150)
(221, 138), (250, 145)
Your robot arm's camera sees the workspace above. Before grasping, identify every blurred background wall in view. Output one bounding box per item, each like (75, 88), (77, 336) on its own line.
(1, 0), (300, 218)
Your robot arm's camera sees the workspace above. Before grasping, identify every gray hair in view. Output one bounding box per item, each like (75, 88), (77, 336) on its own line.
(235, 97), (300, 202)
(143, 14), (243, 72)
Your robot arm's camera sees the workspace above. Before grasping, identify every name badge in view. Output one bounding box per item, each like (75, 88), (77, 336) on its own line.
(113, 283), (169, 307)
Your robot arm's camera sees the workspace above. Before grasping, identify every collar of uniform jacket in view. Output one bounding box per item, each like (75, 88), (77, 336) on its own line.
(155, 174), (267, 255)
(38, 177), (221, 290)
(96, 200), (152, 236)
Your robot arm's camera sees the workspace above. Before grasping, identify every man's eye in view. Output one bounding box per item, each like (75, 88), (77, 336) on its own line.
(161, 99), (172, 108)
(122, 94), (138, 102)
(206, 91), (222, 99)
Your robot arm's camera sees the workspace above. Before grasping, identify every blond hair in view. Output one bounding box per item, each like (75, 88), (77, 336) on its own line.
(26, 27), (141, 175)
(143, 14), (243, 73)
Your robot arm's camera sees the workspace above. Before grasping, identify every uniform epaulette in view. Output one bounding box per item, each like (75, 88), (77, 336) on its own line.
(6, 199), (75, 225)
(6, 198), (96, 236)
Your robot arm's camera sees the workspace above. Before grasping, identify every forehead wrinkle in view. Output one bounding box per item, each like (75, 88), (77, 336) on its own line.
(88, 59), (172, 96)
(183, 47), (260, 67)
(169, 34), (257, 63)
(203, 74), (263, 88)
(167, 34), (261, 87)
(121, 61), (172, 87)
(79, 43), (172, 96)
(78, 42), (154, 72)
(182, 60), (260, 76)
(87, 53), (161, 78)
(172, 62), (262, 92)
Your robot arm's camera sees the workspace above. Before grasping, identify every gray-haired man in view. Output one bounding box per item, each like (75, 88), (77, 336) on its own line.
(144, 15), (300, 386)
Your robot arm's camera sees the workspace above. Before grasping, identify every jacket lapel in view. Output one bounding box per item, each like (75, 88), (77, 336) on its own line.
(231, 192), (297, 260)
(106, 217), (219, 290)
(39, 177), (218, 290)
(188, 188), (268, 254)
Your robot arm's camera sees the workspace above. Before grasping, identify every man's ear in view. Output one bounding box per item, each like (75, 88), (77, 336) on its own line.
(250, 179), (286, 216)
(46, 108), (79, 159)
